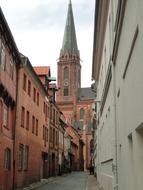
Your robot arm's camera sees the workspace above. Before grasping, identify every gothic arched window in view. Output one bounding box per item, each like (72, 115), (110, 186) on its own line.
(80, 108), (85, 119)
(63, 67), (69, 80)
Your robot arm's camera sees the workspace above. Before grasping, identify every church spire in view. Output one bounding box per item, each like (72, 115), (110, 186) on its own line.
(60, 0), (79, 57)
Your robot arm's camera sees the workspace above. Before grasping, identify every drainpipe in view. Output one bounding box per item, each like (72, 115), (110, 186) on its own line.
(13, 63), (20, 189)
(112, 60), (118, 190)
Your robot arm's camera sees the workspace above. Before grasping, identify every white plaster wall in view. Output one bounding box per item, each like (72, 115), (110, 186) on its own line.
(114, 0), (143, 189)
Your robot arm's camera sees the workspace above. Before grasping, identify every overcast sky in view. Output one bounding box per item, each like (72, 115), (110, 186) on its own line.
(0, 0), (95, 87)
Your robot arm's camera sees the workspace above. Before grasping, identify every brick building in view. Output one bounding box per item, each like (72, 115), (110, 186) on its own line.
(14, 56), (50, 188)
(56, 0), (95, 171)
(34, 66), (59, 177)
(0, 8), (21, 190)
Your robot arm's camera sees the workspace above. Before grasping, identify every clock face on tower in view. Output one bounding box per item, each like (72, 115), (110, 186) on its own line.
(63, 80), (69, 86)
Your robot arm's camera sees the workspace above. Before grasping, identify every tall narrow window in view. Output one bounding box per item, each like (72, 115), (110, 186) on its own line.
(53, 128), (55, 147)
(36, 119), (38, 136)
(43, 126), (45, 140)
(80, 108), (85, 120)
(50, 127), (52, 142)
(28, 80), (31, 96)
(37, 92), (39, 106)
(46, 128), (48, 142)
(33, 88), (36, 102)
(24, 145), (29, 170)
(32, 116), (35, 133)
(63, 67), (69, 80)
(1, 42), (6, 70)
(53, 109), (55, 124)
(56, 131), (58, 145)
(4, 148), (11, 170)
(3, 107), (8, 128)
(26, 111), (29, 130)
(23, 74), (27, 91)
(18, 144), (23, 170)
(10, 55), (14, 79)
(21, 106), (25, 127)
(63, 87), (69, 96)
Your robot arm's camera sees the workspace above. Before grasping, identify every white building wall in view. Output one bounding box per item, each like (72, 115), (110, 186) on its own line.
(115, 0), (143, 189)
(96, 1), (118, 189)
(96, 0), (143, 190)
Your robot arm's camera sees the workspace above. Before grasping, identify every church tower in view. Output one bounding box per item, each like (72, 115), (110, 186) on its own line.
(57, 0), (81, 110)
(57, 0), (95, 171)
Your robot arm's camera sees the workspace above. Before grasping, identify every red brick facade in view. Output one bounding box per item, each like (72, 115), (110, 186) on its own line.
(0, 8), (21, 190)
(14, 57), (50, 188)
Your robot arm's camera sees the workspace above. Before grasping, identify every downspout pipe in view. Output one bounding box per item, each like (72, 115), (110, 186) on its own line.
(112, 60), (118, 190)
(13, 62), (20, 189)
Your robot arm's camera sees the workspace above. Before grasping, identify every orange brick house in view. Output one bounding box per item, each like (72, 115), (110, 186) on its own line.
(14, 56), (50, 188)
(34, 66), (60, 177)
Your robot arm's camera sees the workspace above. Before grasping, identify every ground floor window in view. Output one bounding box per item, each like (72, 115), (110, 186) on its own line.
(24, 145), (29, 170)
(18, 144), (23, 170)
(4, 148), (11, 170)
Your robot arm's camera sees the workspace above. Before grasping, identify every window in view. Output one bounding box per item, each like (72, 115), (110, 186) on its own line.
(24, 145), (29, 170)
(1, 42), (6, 70)
(43, 102), (45, 113)
(3, 107), (8, 128)
(56, 131), (58, 145)
(33, 88), (36, 102)
(32, 116), (35, 133)
(50, 106), (53, 120)
(50, 127), (52, 142)
(21, 107), (25, 127)
(63, 67), (69, 80)
(56, 111), (58, 125)
(43, 126), (45, 140)
(48, 106), (50, 117)
(45, 104), (47, 120)
(46, 128), (48, 142)
(4, 148), (11, 170)
(36, 119), (38, 136)
(18, 144), (23, 170)
(53, 128), (55, 146)
(80, 108), (85, 120)
(28, 80), (31, 96)
(23, 74), (27, 91)
(26, 111), (29, 130)
(37, 92), (39, 106)
(10, 55), (14, 79)
(53, 109), (55, 124)
(63, 87), (69, 96)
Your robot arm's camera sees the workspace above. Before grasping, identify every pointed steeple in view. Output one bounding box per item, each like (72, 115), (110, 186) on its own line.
(60, 0), (79, 57)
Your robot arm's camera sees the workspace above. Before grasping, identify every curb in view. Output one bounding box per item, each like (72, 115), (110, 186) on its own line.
(15, 177), (56, 190)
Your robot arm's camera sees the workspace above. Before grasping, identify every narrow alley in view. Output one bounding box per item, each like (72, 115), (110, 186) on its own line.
(35, 172), (99, 190)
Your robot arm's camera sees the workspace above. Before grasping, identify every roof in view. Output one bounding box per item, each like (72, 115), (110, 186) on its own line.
(33, 66), (50, 76)
(78, 87), (95, 101)
(60, 0), (79, 57)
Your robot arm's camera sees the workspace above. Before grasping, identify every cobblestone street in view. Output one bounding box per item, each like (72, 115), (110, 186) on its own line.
(35, 172), (99, 190)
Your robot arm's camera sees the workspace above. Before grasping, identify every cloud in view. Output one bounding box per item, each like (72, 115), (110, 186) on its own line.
(0, 0), (94, 87)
